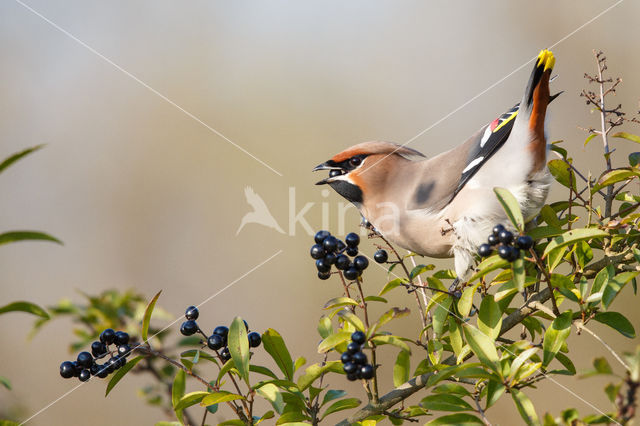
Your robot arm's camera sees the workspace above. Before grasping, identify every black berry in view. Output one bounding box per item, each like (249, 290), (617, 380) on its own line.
(310, 244), (325, 260)
(318, 271), (331, 280)
(314, 230), (330, 244)
(492, 224), (505, 236)
(91, 341), (107, 357)
(71, 361), (82, 377)
(78, 369), (91, 382)
(498, 230), (514, 245)
(323, 236), (338, 253)
(351, 331), (366, 344)
(335, 254), (350, 270)
(329, 169), (343, 178)
(77, 351), (93, 369)
(96, 364), (109, 378)
(324, 253), (337, 265)
(352, 351), (367, 365)
(346, 342), (361, 354)
(248, 332), (262, 348)
(497, 245), (509, 260)
(180, 320), (198, 336)
(360, 364), (374, 380)
(343, 362), (358, 374)
(340, 352), (352, 364)
(117, 344), (131, 356)
(89, 363), (100, 376)
(477, 243), (493, 257)
(505, 246), (520, 262)
(99, 328), (116, 345)
(373, 249), (388, 263)
(353, 255), (369, 271)
(316, 258), (331, 273)
(345, 232), (360, 247)
(343, 267), (359, 281)
(336, 240), (346, 252)
(487, 234), (499, 246)
(346, 247), (358, 257)
(60, 361), (75, 379)
(515, 235), (534, 250)
(346, 372), (358, 381)
(207, 334), (224, 351)
(213, 326), (229, 339)
(185, 306), (199, 321)
(114, 331), (130, 346)
(220, 347), (231, 362)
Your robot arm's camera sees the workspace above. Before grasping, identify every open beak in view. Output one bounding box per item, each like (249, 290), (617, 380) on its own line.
(313, 161), (341, 185)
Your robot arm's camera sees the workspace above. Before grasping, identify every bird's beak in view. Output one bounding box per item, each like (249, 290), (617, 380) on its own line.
(313, 161), (340, 185)
(312, 162), (332, 172)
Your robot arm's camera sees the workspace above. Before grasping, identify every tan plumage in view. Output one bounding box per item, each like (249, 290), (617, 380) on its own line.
(314, 50), (558, 284)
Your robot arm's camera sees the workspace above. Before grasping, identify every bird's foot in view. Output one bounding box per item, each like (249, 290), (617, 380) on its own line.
(449, 278), (465, 297)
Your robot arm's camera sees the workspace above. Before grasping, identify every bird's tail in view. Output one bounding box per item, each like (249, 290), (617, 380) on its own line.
(516, 49), (556, 172)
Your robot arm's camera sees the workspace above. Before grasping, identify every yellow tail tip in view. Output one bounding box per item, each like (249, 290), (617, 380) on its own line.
(537, 49), (555, 72)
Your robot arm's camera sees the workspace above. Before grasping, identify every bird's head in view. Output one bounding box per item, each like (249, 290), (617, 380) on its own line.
(313, 141), (425, 204)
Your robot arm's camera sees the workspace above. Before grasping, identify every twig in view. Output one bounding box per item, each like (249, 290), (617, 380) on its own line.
(474, 392), (492, 426)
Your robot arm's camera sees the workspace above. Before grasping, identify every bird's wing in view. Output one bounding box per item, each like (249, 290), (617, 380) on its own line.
(449, 102), (520, 201)
(449, 50), (559, 202)
(244, 186), (269, 211)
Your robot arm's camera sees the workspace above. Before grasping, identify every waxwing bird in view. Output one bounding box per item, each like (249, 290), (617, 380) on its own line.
(314, 49), (558, 286)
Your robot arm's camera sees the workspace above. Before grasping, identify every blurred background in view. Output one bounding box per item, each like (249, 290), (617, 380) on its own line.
(1, 1), (639, 424)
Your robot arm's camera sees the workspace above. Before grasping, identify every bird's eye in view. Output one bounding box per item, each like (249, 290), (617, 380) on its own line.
(349, 157), (362, 167)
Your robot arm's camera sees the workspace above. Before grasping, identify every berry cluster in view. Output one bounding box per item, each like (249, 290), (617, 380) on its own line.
(59, 329), (131, 382)
(310, 230), (369, 281)
(340, 331), (374, 381)
(179, 306), (261, 362)
(477, 224), (534, 262)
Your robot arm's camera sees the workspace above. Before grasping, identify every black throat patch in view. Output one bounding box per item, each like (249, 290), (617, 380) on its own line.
(329, 180), (363, 204)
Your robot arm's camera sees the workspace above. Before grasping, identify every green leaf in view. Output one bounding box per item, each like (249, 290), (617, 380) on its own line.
(432, 296), (452, 338)
(255, 410), (275, 424)
(551, 274), (580, 303)
(468, 256), (509, 283)
(512, 257), (525, 292)
(0, 376), (11, 390)
(457, 284), (478, 318)
(543, 228), (609, 258)
(370, 307), (410, 336)
(255, 383), (284, 414)
(379, 278), (408, 296)
(511, 388), (539, 425)
(141, 290), (162, 342)
(249, 365), (278, 380)
(0, 144), (44, 174)
(294, 356), (306, 373)
(370, 335), (411, 353)
(364, 296), (388, 303)
(433, 383), (471, 397)
(477, 295), (502, 341)
(171, 370), (186, 422)
(318, 331), (352, 354)
(448, 318), (464, 358)
(174, 391), (210, 411)
(321, 398), (361, 420)
(105, 356), (144, 396)
(317, 316), (332, 339)
(542, 311), (572, 367)
(582, 357), (613, 378)
(262, 329), (294, 380)
(592, 168), (640, 193)
(629, 152), (640, 167)
(494, 187), (524, 231)
(603, 272), (639, 309)
(509, 348), (538, 381)
(410, 264), (435, 279)
(554, 352), (576, 375)
(463, 324), (499, 373)
(593, 312), (635, 338)
(421, 394), (473, 412)
(393, 350), (410, 387)
(323, 297), (359, 309)
(0, 301), (49, 319)
(548, 159), (576, 189)
(584, 133), (597, 147)
(424, 413), (483, 425)
(200, 391), (245, 406)
(485, 380), (505, 409)
(337, 309), (365, 332)
(229, 317), (250, 384)
(322, 390), (348, 407)
(297, 361), (343, 391)
(612, 131), (640, 144)
(0, 231), (62, 246)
